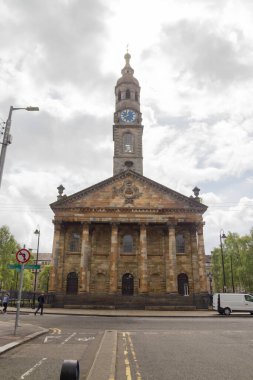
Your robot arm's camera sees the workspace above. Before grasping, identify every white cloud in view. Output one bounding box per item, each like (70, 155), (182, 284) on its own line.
(0, 0), (253, 254)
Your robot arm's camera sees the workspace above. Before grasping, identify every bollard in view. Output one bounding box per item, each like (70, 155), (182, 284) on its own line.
(60, 360), (80, 380)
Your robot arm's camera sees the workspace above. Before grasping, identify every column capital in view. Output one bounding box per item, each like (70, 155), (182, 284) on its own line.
(166, 220), (177, 229)
(52, 219), (62, 226)
(110, 222), (119, 230)
(52, 220), (65, 232)
(196, 221), (205, 234)
(81, 222), (90, 234)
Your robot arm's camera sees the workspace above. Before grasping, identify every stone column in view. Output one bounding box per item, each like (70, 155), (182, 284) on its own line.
(197, 222), (208, 292)
(49, 220), (62, 292)
(139, 224), (148, 293)
(79, 223), (90, 293)
(165, 223), (177, 293)
(190, 225), (200, 293)
(109, 223), (118, 293)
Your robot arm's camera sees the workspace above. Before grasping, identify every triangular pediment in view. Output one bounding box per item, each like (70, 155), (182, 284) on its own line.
(50, 170), (207, 214)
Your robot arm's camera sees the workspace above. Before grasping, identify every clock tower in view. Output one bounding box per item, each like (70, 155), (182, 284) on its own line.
(113, 52), (143, 175)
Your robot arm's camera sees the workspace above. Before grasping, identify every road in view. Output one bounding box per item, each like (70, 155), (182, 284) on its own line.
(1, 314), (253, 379)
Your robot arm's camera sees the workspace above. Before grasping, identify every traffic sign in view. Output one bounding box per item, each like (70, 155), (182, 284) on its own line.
(7, 264), (41, 270)
(7, 264), (21, 269)
(16, 248), (30, 264)
(24, 264), (41, 270)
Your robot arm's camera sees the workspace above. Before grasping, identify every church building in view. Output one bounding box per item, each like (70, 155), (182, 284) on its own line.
(49, 53), (208, 308)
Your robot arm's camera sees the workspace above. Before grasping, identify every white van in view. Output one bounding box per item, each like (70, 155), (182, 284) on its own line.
(213, 293), (253, 316)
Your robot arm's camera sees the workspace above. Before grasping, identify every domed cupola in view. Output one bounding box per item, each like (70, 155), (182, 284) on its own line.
(114, 52), (141, 123)
(117, 52), (139, 85)
(113, 52), (144, 176)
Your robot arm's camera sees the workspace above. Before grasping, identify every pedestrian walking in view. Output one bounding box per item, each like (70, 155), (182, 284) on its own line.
(2, 293), (10, 313)
(34, 293), (45, 315)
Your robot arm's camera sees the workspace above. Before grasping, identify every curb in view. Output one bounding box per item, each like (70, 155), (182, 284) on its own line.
(0, 328), (49, 355)
(8, 310), (218, 318)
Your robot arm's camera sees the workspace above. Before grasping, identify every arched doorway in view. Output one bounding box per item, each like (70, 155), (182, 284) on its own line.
(66, 272), (78, 294)
(178, 273), (189, 296)
(122, 273), (134, 295)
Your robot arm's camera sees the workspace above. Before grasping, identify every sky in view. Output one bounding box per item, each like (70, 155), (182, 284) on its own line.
(0, 0), (253, 255)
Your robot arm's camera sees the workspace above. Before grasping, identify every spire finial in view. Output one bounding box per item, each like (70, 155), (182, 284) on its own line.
(124, 46), (131, 66)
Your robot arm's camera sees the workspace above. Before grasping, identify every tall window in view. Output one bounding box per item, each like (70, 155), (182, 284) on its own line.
(123, 133), (133, 153)
(118, 91), (121, 101)
(123, 235), (133, 253)
(135, 92), (138, 101)
(176, 234), (185, 253)
(126, 89), (130, 99)
(69, 232), (81, 252)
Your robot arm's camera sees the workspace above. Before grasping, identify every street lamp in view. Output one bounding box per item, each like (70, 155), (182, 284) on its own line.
(207, 272), (213, 294)
(0, 105), (39, 188)
(230, 253), (235, 293)
(32, 228), (40, 308)
(220, 229), (227, 293)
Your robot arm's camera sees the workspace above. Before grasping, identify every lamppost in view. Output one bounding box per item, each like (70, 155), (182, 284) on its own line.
(230, 253), (235, 293)
(207, 272), (213, 294)
(32, 228), (40, 308)
(220, 229), (227, 292)
(0, 105), (39, 188)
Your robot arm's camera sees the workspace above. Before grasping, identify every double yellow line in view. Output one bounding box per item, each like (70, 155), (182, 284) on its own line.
(122, 332), (142, 380)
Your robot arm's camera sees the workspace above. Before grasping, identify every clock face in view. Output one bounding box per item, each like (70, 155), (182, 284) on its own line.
(120, 109), (136, 123)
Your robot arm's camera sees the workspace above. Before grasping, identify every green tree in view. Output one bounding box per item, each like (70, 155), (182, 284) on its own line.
(211, 229), (253, 293)
(0, 225), (19, 290)
(0, 225), (34, 291)
(38, 265), (52, 292)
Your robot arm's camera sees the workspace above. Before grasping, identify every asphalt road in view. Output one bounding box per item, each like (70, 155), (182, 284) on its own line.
(1, 314), (253, 379)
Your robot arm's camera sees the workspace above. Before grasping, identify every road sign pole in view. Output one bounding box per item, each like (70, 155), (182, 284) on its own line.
(14, 263), (24, 336)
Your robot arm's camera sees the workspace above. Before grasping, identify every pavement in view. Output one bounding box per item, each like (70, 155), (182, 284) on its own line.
(0, 306), (218, 355)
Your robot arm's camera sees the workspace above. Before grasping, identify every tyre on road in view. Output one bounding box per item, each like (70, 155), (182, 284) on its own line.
(60, 360), (80, 380)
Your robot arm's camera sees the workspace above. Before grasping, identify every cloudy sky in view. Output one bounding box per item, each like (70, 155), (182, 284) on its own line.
(0, 0), (253, 254)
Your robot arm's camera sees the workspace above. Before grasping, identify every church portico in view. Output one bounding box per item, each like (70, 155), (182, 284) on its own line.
(49, 53), (209, 309)
(50, 217), (206, 297)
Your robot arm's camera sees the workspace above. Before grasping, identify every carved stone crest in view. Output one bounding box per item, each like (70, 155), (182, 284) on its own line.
(113, 180), (142, 204)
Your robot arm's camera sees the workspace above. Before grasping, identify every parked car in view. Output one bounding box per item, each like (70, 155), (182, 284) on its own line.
(213, 293), (253, 316)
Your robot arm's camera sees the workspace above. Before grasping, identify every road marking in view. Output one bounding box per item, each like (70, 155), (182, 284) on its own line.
(77, 337), (95, 342)
(61, 332), (76, 345)
(122, 332), (142, 380)
(44, 335), (61, 343)
(127, 333), (141, 380)
(20, 357), (47, 379)
(122, 332), (132, 380)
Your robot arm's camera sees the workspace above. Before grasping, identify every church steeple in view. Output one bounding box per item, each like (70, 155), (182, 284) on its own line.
(113, 52), (143, 176)
(121, 51), (134, 76)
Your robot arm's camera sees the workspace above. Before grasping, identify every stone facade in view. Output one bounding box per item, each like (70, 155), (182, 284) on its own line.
(49, 171), (208, 296)
(49, 53), (208, 301)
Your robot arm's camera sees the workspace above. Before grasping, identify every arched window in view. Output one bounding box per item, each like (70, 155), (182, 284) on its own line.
(126, 89), (130, 99)
(122, 273), (134, 295)
(135, 92), (138, 101)
(69, 232), (81, 252)
(123, 234), (133, 253)
(176, 234), (185, 253)
(66, 272), (78, 294)
(177, 273), (189, 295)
(123, 133), (133, 153)
(118, 91), (121, 101)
